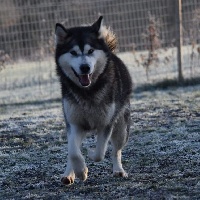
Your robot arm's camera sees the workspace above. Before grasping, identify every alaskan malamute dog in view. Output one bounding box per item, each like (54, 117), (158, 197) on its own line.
(55, 16), (133, 185)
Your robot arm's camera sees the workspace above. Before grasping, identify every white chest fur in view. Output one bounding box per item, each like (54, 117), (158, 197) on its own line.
(63, 98), (115, 130)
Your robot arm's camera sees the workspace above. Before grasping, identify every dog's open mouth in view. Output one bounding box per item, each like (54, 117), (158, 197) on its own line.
(72, 68), (92, 87)
(78, 74), (92, 87)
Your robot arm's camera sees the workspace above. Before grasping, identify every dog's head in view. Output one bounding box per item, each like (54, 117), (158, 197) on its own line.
(55, 16), (117, 87)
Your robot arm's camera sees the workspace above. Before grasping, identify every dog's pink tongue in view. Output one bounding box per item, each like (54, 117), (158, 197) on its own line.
(79, 74), (91, 86)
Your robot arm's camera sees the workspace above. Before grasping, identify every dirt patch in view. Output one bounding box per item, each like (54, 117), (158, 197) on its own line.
(1, 85), (200, 199)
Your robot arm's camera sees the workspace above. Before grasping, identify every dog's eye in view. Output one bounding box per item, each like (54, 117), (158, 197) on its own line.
(88, 49), (94, 55)
(70, 50), (78, 56)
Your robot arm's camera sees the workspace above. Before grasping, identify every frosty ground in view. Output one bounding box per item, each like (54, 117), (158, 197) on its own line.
(0, 84), (200, 199)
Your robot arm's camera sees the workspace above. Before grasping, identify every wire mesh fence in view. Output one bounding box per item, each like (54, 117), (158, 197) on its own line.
(0, 0), (200, 104)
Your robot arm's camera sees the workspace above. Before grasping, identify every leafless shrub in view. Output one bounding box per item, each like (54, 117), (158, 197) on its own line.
(190, 42), (196, 77)
(188, 8), (200, 77)
(141, 13), (161, 80)
(47, 33), (55, 56)
(197, 46), (200, 68)
(0, 50), (11, 72)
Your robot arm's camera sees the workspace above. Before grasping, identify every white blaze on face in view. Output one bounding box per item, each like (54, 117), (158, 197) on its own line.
(58, 45), (82, 74)
(58, 44), (107, 87)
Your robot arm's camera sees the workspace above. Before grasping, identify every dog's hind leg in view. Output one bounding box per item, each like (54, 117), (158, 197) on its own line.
(111, 131), (128, 177)
(61, 125), (88, 184)
(110, 109), (130, 177)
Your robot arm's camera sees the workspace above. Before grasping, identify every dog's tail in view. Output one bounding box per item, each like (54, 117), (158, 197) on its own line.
(101, 26), (117, 52)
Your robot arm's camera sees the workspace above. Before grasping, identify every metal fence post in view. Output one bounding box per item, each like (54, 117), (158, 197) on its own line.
(176, 0), (184, 83)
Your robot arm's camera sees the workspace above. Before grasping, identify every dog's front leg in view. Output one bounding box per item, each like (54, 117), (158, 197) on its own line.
(61, 157), (75, 185)
(62, 125), (88, 184)
(88, 126), (112, 162)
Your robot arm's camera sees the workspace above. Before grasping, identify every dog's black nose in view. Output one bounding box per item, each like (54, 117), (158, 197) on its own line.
(80, 64), (90, 74)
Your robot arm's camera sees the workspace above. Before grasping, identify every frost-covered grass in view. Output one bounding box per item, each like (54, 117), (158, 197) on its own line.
(0, 84), (200, 199)
(0, 47), (200, 198)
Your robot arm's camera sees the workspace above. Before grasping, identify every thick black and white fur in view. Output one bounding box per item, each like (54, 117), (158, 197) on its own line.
(55, 16), (133, 185)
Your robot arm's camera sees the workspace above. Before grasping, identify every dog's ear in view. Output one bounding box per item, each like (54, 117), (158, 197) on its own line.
(92, 16), (103, 34)
(55, 23), (68, 45)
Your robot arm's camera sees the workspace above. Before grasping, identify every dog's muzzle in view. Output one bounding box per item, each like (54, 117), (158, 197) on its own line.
(72, 66), (92, 87)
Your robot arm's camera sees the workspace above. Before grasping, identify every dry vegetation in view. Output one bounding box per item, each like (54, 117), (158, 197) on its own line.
(140, 13), (161, 81)
(188, 8), (200, 77)
(0, 50), (11, 72)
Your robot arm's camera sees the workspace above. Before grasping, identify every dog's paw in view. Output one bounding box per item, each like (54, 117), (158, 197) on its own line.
(61, 175), (75, 185)
(76, 167), (88, 181)
(88, 148), (95, 160)
(113, 170), (128, 178)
